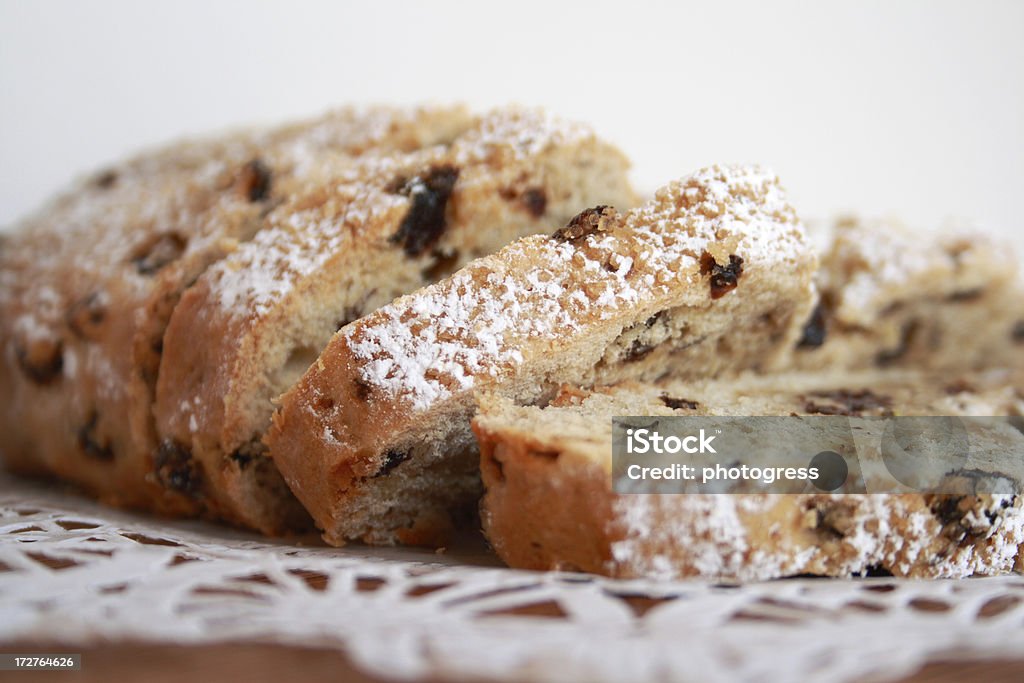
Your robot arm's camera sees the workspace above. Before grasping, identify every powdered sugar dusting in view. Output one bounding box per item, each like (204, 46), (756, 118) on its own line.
(211, 182), (405, 317)
(349, 255), (579, 410)
(631, 165), (805, 267)
(453, 107), (594, 164)
(611, 496), (764, 579)
(206, 107), (602, 319)
(821, 218), (1017, 326)
(607, 492), (1024, 581)
(348, 165), (809, 411)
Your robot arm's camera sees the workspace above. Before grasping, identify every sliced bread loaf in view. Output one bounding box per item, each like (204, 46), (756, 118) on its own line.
(791, 217), (1021, 371)
(0, 105), (473, 518)
(153, 108), (635, 533)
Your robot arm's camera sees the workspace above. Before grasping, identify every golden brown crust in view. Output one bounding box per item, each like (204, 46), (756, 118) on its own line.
(476, 423), (617, 573)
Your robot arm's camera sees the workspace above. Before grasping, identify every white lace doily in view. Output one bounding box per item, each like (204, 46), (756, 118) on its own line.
(1, 471), (1022, 683)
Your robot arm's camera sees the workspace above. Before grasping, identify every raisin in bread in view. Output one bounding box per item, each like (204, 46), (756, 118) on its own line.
(0, 105), (586, 529)
(792, 217), (1021, 371)
(153, 108), (635, 533)
(474, 367), (1024, 580)
(266, 165), (818, 546)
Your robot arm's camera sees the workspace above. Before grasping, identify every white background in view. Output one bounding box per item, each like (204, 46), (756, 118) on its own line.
(1, 0), (1022, 249)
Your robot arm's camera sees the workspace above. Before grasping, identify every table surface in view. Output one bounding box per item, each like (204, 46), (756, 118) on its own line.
(4, 472), (1024, 683)
(0, 643), (1021, 683)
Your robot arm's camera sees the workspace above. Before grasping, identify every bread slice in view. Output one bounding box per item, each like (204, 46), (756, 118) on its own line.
(0, 105), (523, 524)
(267, 165), (818, 546)
(791, 217), (1021, 371)
(474, 368), (1024, 580)
(153, 108), (635, 533)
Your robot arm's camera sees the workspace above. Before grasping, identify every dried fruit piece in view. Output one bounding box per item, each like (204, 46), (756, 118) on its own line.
(929, 495), (970, 531)
(813, 500), (856, 538)
(660, 395), (699, 410)
(551, 205), (615, 242)
(618, 312), (665, 362)
(802, 389), (893, 417)
(797, 304), (827, 348)
(132, 233), (187, 275)
(699, 252), (744, 299)
(947, 288), (983, 302)
(521, 188), (547, 218)
(77, 412), (113, 461)
(66, 292), (107, 341)
(875, 320), (919, 366)
(862, 565), (894, 577)
(229, 439), (267, 468)
(373, 449), (411, 477)
(624, 340), (654, 362)
(93, 170), (118, 189)
(155, 439), (202, 496)
(235, 159), (272, 202)
(15, 338), (63, 385)
(500, 186), (547, 218)
(353, 378), (372, 401)
(389, 166), (460, 257)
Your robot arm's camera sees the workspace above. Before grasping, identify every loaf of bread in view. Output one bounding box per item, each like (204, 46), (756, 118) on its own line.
(4, 99), (1021, 581)
(266, 165), (818, 546)
(474, 367), (1024, 580)
(153, 108), (636, 533)
(0, 106), (634, 533)
(0, 105), (477, 519)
